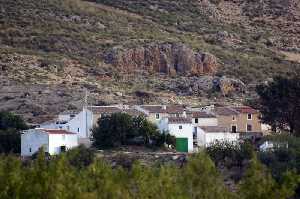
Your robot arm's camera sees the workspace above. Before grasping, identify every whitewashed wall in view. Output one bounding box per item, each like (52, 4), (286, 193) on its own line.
(21, 129), (49, 156)
(39, 109), (93, 139)
(48, 134), (78, 155)
(66, 108), (93, 138)
(159, 119), (194, 152)
(197, 128), (239, 147)
(192, 118), (218, 126)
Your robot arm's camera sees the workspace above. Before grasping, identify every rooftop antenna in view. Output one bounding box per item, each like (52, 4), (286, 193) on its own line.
(83, 88), (89, 138)
(84, 88), (88, 110)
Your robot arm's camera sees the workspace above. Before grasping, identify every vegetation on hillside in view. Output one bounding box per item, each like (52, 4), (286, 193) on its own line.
(1, 0), (299, 85)
(256, 76), (300, 135)
(207, 135), (300, 198)
(0, 148), (299, 199)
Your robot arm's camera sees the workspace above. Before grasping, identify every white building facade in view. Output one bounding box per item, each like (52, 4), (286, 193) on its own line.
(159, 117), (194, 153)
(191, 112), (218, 127)
(196, 126), (239, 147)
(39, 108), (93, 139)
(21, 129), (78, 156)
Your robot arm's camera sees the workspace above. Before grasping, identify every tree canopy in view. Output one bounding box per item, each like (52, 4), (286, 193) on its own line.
(256, 76), (300, 135)
(92, 113), (174, 149)
(0, 111), (28, 153)
(0, 149), (299, 199)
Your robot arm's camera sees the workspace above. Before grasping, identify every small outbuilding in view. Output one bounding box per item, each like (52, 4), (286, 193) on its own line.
(196, 126), (239, 147)
(159, 117), (194, 153)
(21, 129), (78, 157)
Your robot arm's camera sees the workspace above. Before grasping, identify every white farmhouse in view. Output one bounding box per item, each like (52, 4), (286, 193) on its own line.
(39, 108), (93, 139)
(159, 117), (194, 153)
(191, 111), (218, 127)
(21, 129), (78, 157)
(196, 126), (239, 147)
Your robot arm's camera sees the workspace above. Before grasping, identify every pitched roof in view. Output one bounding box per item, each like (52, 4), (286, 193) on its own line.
(42, 129), (77, 135)
(140, 105), (186, 114)
(215, 107), (239, 116)
(192, 111), (216, 118)
(140, 105), (167, 113)
(168, 117), (192, 124)
(233, 106), (259, 114)
(122, 109), (146, 117)
(199, 126), (228, 133)
(59, 110), (79, 115)
(166, 105), (186, 114)
(89, 106), (122, 114)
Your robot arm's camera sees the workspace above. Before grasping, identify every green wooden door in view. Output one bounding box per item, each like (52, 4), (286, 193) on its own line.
(176, 138), (188, 152)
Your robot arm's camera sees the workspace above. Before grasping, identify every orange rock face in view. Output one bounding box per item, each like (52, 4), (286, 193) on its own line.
(104, 43), (218, 76)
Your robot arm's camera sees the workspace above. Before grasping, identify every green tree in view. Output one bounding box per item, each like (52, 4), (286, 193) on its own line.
(181, 152), (235, 199)
(256, 76), (300, 135)
(65, 145), (95, 169)
(0, 155), (24, 199)
(0, 111), (28, 153)
(92, 113), (167, 149)
(92, 113), (134, 148)
(238, 155), (299, 199)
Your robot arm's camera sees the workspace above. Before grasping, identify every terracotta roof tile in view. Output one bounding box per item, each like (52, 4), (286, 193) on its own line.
(122, 109), (146, 117)
(140, 105), (186, 114)
(199, 126), (228, 133)
(89, 106), (122, 114)
(43, 129), (77, 135)
(233, 106), (259, 114)
(168, 117), (192, 124)
(140, 105), (167, 113)
(192, 112), (216, 118)
(215, 107), (239, 116)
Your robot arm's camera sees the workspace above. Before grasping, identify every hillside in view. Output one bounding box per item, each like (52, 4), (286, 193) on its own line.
(0, 0), (300, 122)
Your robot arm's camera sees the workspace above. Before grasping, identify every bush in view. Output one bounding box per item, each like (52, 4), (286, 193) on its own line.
(0, 112), (28, 153)
(206, 141), (254, 168)
(92, 113), (167, 149)
(0, 150), (299, 198)
(65, 145), (95, 169)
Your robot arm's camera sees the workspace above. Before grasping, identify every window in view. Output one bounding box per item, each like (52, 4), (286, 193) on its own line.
(176, 113), (180, 117)
(29, 148), (32, 153)
(193, 127), (197, 139)
(247, 124), (252, 132)
(232, 116), (236, 121)
(60, 146), (66, 152)
(195, 118), (198, 123)
(179, 125), (183, 130)
(231, 125), (237, 133)
(77, 128), (80, 132)
(70, 114), (75, 118)
(155, 113), (160, 119)
(247, 114), (252, 120)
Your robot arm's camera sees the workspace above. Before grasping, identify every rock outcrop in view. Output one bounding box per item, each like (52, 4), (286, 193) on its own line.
(104, 43), (218, 76)
(163, 76), (246, 97)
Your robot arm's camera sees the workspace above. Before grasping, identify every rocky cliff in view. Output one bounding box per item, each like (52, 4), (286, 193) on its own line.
(1, 0), (300, 123)
(105, 43), (218, 76)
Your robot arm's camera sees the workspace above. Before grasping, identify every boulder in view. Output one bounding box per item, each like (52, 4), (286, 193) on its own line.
(104, 43), (218, 76)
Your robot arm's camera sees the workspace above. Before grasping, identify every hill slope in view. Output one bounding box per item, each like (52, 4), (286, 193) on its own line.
(0, 0), (300, 122)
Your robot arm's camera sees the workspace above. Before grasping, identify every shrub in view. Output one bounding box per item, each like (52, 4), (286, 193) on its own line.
(0, 112), (28, 153)
(92, 113), (166, 149)
(65, 145), (95, 169)
(206, 141), (254, 168)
